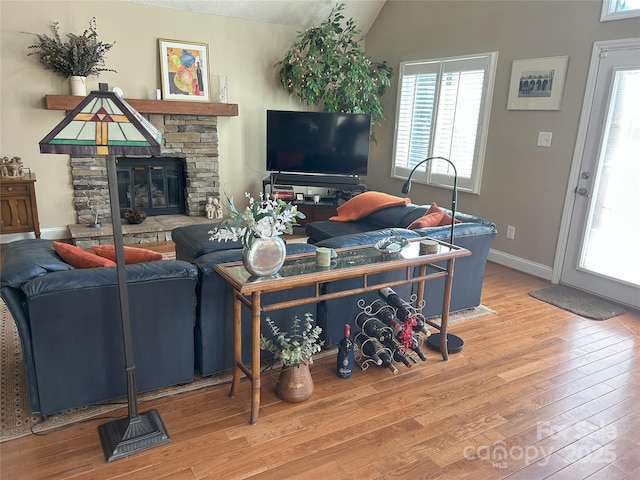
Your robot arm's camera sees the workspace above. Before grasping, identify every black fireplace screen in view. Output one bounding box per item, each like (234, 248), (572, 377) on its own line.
(116, 157), (185, 216)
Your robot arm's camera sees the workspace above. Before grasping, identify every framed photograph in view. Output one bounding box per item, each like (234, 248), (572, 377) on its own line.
(507, 56), (569, 110)
(159, 39), (210, 102)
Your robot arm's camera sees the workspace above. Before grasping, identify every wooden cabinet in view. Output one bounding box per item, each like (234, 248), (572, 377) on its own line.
(1, 173), (41, 238)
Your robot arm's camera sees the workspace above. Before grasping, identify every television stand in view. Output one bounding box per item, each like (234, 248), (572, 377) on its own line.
(269, 173), (362, 187)
(262, 173), (366, 225)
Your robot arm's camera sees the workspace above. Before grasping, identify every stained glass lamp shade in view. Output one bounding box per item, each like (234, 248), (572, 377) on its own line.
(39, 88), (169, 462)
(39, 90), (161, 157)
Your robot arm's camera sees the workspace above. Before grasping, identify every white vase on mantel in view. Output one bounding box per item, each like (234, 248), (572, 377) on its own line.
(69, 76), (87, 96)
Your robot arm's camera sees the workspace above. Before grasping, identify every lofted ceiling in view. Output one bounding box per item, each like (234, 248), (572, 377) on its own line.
(123, 0), (386, 34)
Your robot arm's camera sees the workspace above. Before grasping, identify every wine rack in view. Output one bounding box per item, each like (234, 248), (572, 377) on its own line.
(352, 291), (431, 374)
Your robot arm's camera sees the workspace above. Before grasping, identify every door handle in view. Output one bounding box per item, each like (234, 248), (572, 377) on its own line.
(575, 187), (591, 197)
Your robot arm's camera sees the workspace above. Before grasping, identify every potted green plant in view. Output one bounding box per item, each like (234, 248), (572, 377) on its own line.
(24, 17), (116, 95)
(275, 3), (393, 134)
(260, 313), (324, 402)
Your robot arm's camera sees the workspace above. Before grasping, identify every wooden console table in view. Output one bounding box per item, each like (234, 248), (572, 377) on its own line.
(214, 238), (471, 424)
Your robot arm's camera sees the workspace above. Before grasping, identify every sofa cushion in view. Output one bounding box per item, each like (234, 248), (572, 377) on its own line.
(91, 245), (164, 264)
(329, 191), (410, 222)
(424, 203), (462, 226)
(363, 203), (422, 228)
(53, 242), (116, 269)
(172, 223), (243, 261)
(316, 228), (420, 249)
(306, 220), (379, 243)
(0, 239), (73, 288)
(407, 210), (444, 229)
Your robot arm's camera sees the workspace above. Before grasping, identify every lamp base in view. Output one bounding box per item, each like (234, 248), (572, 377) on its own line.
(426, 333), (464, 354)
(98, 409), (170, 462)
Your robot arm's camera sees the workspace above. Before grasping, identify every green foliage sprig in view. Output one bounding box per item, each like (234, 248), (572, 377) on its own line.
(260, 314), (324, 367)
(275, 3), (393, 130)
(24, 17), (116, 79)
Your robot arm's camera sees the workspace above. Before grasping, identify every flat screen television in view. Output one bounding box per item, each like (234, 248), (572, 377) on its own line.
(266, 110), (371, 177)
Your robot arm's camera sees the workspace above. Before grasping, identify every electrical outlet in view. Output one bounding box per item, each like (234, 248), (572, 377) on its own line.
(507, 225), (516, 240)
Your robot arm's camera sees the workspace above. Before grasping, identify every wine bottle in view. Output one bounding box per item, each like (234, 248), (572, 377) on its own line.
(379, 287), (412, 319)
(354, 311), (390, 342)
(369, 338), (398, 374)
(354, 332), (383, 365)
(407, 333), (427, 361)
(336, 324), (354, 379)
(380, 337), (413, 368)
(370, 299), (396, 325)
(378, 288), (430, 335)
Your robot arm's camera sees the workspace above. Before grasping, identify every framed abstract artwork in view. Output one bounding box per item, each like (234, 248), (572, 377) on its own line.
(507, 56), (569, 110)
(158, 39), (210, 102)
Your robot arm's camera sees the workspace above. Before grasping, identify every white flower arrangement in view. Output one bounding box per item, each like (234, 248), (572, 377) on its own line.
(208, 193), (305, 249)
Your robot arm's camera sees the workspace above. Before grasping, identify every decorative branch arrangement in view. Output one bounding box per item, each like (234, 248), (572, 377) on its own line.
(24, 17), (116, 79)
(260, 314), (323, 367)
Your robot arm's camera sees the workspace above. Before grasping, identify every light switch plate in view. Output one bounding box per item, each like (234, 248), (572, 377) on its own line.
(537, 132), (553, 147)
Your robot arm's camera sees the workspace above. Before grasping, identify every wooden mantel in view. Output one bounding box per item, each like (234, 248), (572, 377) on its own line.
(45, 95), (238, 117)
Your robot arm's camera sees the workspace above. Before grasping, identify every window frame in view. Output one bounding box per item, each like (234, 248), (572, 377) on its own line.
(601, 0), (640, 21)
(391, 51), (498, 195)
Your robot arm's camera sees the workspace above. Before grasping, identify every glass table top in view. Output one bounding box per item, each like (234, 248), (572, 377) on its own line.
(216, 237), (464, 287)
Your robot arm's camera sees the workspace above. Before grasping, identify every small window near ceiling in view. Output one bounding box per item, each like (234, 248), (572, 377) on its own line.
(391, 52), (498, 194)
(601, 0), (640, 21)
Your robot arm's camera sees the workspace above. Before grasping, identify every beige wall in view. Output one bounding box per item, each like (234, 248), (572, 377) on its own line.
(0, 0), (302, 234)
(364, 0), (639, 271)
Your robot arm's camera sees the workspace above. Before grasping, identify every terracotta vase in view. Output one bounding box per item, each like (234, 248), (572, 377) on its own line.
(242, 236), (286, 277)
(276, 362), (314, 403)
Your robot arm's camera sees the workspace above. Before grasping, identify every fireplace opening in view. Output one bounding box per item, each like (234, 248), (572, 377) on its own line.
(116, 157), (185, 216)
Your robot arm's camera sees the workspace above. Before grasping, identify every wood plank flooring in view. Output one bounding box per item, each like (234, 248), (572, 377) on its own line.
(1, 242), (638, 479)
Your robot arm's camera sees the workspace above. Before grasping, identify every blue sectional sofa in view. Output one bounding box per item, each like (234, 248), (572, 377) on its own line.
(0, 239), (198, 416)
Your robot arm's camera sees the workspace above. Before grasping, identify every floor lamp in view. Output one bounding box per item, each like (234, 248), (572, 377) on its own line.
(39, 85), (170, 461)
(401, 156), (464, 354)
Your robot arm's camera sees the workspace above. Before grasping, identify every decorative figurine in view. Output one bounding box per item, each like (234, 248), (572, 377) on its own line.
(1, 156), (24, 177)
(206, 196), (223, 220)
(213, 197), (223, 219)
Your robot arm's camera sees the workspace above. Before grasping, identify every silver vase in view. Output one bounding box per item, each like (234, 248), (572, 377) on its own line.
(242, 236), (286, 277)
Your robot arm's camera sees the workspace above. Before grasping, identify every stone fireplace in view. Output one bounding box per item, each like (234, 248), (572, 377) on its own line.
(70, 113), (220, 225)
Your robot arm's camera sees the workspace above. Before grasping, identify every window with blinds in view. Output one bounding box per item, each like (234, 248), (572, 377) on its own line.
(392, 52), (498, 194)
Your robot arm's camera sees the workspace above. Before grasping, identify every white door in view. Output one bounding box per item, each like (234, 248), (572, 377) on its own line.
(559, 39), (640, 309)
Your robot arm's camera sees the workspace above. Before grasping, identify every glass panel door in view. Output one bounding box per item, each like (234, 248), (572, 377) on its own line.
(560, 40), (640, 308)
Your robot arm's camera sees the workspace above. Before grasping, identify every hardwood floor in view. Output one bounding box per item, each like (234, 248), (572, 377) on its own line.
(1, 245), (639, 479)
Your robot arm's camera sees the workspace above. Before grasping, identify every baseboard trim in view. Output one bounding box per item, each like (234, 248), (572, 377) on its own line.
(0, 226), (70, 243)
(488, 249), (553, 281)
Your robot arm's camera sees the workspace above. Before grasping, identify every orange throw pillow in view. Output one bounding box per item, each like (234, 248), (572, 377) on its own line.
(92, 245), (164, 264)
(422, 203), (463, 226)
(407, 211), (445, 230)
(329, 191), (410, 222)
(53, 241), (116, 269)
